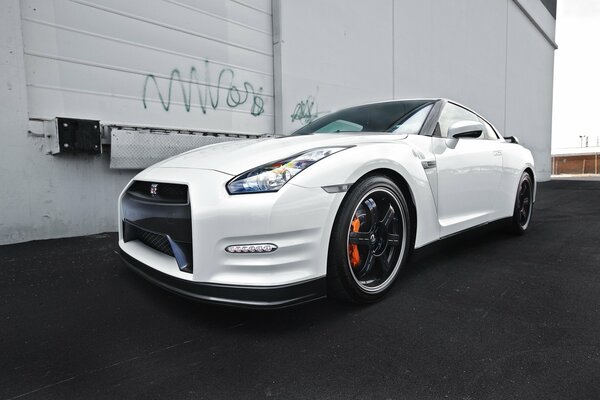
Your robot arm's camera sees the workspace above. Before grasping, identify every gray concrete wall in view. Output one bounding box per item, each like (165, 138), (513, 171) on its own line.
(0, 0), (135, 245)
(274, 0), (556, 181)
(19, 0), (274, 135)
(0, 0), (556, 245)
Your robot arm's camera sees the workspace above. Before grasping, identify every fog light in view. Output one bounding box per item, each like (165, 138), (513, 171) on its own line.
(225, 243), (278, 253)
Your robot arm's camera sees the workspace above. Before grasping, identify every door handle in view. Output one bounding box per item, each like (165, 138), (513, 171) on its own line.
(493, 150), (502, 156)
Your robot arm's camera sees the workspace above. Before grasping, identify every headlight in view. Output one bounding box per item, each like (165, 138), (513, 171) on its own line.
(227, 147), (349, 194)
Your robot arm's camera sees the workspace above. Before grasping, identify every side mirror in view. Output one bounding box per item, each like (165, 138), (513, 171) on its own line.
(448, 120), (484, 139)
(504, 136), (519, 144)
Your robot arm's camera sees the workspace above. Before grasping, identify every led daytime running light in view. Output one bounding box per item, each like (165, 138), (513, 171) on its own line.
(225, 244), (278, 253)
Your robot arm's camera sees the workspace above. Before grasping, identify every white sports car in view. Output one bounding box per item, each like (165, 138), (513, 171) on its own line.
(118, 99), (535, 307)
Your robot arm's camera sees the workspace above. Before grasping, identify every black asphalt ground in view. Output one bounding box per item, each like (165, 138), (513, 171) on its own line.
(2, 181), (600, 399)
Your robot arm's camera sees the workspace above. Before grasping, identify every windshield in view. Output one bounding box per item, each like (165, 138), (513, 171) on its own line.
(292, 100), (434, 135)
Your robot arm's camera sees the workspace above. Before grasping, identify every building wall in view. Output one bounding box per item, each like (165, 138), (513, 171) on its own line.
(0, 0), (135, 245)
(0, 0), (274, 245)
(274, 0), (556, 180)
(505, 0), (556, 182)
(273, 0), (394, 133)
(20, 0), (274, 134)
(0, 0), (556, 245)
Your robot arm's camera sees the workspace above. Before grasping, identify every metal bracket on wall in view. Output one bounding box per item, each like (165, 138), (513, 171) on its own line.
(35, 117), (102, 155)
(56, 117), (102, 154)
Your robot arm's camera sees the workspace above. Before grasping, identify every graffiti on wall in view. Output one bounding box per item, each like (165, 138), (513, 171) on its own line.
(290, 95), (319, 125)
(142, 61), (265, 116)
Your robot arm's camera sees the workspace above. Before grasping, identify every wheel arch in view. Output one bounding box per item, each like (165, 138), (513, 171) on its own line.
(326, 168), (419, 265)
(293, 143), (440, 249)
(523, 166), (536, 202)
(358, 168), (418, 249)
(524, 166), (535, 181)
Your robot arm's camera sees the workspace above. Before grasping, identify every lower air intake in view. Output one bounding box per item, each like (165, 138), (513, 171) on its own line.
(126, 223), (174, 257)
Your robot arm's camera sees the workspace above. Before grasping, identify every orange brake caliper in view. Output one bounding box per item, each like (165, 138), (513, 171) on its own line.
(349, 215), (361, 268)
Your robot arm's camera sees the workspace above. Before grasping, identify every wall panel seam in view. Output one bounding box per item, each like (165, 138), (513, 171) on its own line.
(163, 0), (272, 35)
(27, 83), (275, 117)
(229, 0), (272, 16)
(24, 51), (275, 97)
(22, 17), (273, 77)
(68, 0), (274, 56)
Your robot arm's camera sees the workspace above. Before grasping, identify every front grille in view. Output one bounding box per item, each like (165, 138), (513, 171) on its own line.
(121, 181), (193, 273)
(130, 224), (174, 257)
(127, 181), (188, 204)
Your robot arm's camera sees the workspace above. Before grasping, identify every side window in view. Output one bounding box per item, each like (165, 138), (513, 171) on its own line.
(436, 103), (481, 138)
(481, 119), (500, 140)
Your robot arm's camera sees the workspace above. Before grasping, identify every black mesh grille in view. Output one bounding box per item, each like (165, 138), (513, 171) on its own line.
(127, 181), (188, 204)
(128, 223), (174, 257)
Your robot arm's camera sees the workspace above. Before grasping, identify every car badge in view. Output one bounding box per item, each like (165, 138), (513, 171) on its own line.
(150, 183), (159, 196)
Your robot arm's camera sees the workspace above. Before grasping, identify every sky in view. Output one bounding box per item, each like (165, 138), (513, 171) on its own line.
(552, 0), (600, 151)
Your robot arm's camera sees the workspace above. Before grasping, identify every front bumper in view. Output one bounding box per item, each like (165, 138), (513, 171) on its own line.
(120, 249), (326, 308)
(118, 167), (346, 305)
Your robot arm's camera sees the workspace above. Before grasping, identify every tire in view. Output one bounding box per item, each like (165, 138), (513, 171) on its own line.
(508, 172), (534, 235)
(327, 175), (412, 303)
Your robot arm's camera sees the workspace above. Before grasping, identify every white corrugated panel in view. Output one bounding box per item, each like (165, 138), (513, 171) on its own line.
(20, 0), (274, 135)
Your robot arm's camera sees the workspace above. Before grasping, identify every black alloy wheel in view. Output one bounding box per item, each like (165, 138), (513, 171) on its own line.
(509, 172), (534, 234)
(328, 175), (412, 303)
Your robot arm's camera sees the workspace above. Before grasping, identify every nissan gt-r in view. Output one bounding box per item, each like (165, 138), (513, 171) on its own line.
(118, 99), (535, 307)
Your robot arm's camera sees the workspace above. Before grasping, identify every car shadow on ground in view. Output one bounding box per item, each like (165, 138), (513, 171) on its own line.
(402, 220), (513, 279)
(120, 219), (518, 332)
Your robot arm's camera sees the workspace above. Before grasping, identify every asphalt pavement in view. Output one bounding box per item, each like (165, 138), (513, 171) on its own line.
(1, 180), (600, 399)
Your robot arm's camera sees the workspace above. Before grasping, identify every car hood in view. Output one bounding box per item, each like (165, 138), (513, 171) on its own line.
(155, 133), (407, 175)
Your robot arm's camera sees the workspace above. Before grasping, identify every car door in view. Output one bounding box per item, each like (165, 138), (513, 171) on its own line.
(432, 102), (503, 237)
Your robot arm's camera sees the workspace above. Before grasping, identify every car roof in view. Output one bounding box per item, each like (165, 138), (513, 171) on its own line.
(358, 98), (443, 106)
(340, 98), (502, 138)
(333, 98), (481, 117)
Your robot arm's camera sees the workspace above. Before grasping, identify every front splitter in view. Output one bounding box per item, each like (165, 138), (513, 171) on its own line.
(120, 249), (327, 309)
